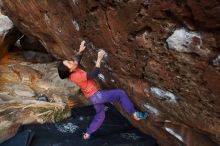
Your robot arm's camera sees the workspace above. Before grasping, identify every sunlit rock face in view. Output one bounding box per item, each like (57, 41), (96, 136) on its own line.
(0, 53), (81, 101)
(0, 0), (220, 146)
(0, 52), (88, 144)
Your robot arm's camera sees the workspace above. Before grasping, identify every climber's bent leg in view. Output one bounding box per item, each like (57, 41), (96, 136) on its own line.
(86, 103), (105, 135)
(89, 89), (136, 115)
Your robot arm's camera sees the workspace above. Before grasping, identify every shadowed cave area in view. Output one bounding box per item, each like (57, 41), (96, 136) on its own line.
(0, 0), (220, 146)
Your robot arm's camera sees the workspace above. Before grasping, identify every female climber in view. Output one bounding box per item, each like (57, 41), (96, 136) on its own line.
(57, 41), (148, 140)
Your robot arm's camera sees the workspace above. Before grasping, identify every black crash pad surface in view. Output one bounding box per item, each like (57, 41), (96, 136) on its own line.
(1, 104), (158, 146)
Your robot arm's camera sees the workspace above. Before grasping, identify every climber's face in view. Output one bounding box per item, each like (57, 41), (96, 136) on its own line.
(63, 59), (78, 72)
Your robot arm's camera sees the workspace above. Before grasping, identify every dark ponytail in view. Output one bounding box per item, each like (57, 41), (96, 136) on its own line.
(57, 61), (71, 79)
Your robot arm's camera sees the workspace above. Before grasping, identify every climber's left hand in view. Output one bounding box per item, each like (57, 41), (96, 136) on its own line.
(79, 40), (86, 54)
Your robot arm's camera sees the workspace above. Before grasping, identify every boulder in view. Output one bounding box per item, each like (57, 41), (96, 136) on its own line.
(0, 0), (220, 145)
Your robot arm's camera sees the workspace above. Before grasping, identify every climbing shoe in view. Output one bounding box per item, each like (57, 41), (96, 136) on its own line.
(134, 111), (149, 120)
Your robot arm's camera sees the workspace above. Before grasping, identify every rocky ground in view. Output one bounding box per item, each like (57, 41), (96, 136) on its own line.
(0, 0), (219, 146)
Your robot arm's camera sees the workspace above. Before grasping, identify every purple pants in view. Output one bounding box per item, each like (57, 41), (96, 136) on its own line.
(86, 89), (136, 134)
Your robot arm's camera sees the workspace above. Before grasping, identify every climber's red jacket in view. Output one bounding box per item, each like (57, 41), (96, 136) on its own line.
(69, 68), (99, 97)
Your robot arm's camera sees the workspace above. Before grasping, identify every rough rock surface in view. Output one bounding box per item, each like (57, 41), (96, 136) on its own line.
(0, 0), (220, 146)
(0, 14), (22, 59)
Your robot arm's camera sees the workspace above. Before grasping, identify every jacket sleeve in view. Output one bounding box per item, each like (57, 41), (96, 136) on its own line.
(87, 67), (100, 80)
(75, 53), (83, 64)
